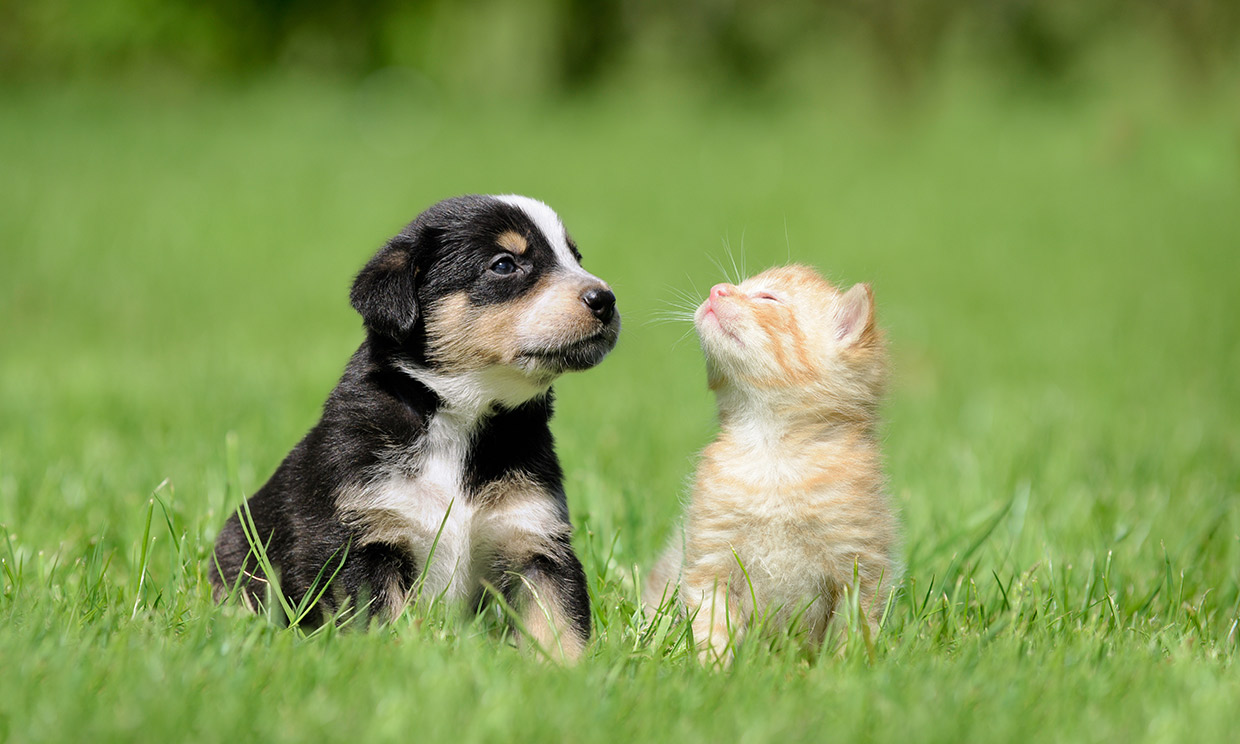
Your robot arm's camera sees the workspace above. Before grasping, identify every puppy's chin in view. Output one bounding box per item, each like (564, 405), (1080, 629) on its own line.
(520, 324), (620, 374)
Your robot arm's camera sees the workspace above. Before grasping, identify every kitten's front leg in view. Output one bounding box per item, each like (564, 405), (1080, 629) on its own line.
(683, 577), (744, 666)
(504, 544), (592, 664)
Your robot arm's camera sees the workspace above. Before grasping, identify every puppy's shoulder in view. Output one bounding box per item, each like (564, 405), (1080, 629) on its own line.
(324, 341), (438, 440)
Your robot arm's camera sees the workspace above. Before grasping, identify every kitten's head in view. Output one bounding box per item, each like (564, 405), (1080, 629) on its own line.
(693, 264), (885, 417)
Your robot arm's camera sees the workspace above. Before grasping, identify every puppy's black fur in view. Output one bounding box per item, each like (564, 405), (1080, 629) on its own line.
(210, 195), (617, 657)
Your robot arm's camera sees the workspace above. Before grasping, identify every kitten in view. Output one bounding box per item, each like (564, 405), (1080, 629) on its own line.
(645, 265), (900, 663)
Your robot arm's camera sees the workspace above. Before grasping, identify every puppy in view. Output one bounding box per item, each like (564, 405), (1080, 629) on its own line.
(210, 195), (619, 660)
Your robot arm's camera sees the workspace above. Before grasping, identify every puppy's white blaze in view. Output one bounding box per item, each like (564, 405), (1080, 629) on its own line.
(493, 194), (569, 260)
(494, 194), (595, 281)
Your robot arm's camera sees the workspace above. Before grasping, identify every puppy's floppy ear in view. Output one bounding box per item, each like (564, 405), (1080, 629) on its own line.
(350, 237), (421, 340)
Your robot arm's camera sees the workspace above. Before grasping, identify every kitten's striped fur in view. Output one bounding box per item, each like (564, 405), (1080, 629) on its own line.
(646, 265), (900, 664)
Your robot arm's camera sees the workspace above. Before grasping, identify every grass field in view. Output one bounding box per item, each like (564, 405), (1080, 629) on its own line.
(2, 73), (1238, 742)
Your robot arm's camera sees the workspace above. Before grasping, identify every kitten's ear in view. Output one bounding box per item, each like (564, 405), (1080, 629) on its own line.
(833, 283), (876, 346)
(350, 235), (422, 340)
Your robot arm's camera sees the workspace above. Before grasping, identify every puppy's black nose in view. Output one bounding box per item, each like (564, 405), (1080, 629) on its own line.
(581, 287), (616, 323)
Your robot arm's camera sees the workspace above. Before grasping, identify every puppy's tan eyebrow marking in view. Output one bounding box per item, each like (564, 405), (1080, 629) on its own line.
(497, 230), (528, 255)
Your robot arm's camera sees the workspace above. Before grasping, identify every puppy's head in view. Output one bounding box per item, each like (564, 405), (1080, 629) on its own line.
(351, 195), (620, 389)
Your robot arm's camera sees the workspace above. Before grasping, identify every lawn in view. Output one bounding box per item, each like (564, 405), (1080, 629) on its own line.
(1, 72), (1238, 742)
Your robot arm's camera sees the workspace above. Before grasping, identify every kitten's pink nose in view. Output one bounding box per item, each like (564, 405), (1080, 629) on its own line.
(710, 284), (733, 300)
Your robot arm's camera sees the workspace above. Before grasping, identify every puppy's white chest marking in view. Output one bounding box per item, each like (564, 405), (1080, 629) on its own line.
(392, 413), (477, 602)
(340, 408), (563, 605)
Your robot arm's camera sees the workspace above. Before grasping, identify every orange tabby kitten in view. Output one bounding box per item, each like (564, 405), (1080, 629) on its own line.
(646, 265), (899, 663)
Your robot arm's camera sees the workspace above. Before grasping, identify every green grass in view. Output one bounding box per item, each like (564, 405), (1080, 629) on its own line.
(1, 73), (1238, 742)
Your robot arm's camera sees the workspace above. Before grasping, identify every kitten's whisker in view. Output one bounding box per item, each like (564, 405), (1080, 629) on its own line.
(655, 299), (701, 317)
(684, 273), (704, 303)
(670, 326), (698, 349)
(663, 292), (703, 311)
(707, 253), (731, 285)
(739, 229), (747, 280)
(723, 236), (742, 285)
(646, 309), (697, 322)
(719, 232), (739, 284)
(783, 216), (792, 264)
(649, 298), (699, 320)
(659, 282), (703, 307)
(655, 308), (698, 319)
(661, 284), (702, 302)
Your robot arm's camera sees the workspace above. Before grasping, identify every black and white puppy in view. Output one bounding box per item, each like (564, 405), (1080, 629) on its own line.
(209, 194), (619, 660)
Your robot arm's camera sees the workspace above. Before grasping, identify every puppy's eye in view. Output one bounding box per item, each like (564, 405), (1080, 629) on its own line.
(490, 256), (518, 276)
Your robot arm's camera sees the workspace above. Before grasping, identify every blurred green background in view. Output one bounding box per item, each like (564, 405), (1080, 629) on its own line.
(2, 3), (1239, 742)
(4, 0), (1240, 92)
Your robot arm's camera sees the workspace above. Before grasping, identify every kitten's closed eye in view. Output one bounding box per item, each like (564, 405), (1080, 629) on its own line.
(753, 292), (780, 302)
